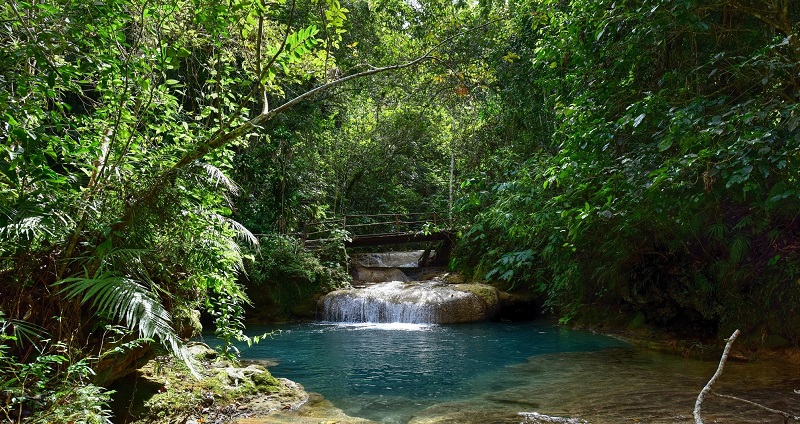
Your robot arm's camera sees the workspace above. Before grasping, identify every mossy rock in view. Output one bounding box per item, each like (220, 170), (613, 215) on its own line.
(116, 351), (304, 423)
(93, 342), (155, 386)
(441, 272), (467, 284)
(186, 342), (218, 361)
(453, 283), (499, 309)
(173, 306), (202, 340)
(251, 366), (281, 391)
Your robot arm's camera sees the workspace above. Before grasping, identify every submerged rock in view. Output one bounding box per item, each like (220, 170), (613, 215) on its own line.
(320, 281), (499, 324)
(518, 412), (588, 423)
(239, 392), (376, 423)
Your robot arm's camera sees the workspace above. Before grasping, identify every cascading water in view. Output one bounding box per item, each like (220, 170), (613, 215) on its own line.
(320, 280), (493, 324)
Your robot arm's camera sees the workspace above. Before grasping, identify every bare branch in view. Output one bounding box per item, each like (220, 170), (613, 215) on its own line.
(712, 393), (800, 422)
(693, 329), (740, 424)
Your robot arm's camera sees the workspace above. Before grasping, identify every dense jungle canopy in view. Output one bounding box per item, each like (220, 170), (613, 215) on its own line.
(1, 0), (799, 420)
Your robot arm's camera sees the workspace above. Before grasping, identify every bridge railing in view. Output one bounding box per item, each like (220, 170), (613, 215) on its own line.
(301, 212), (448, 247)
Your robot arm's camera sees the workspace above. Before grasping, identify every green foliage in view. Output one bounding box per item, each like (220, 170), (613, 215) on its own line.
(453, 0), (800, 342)
(0, 0), (359, 394)
(207, 292), (250, 360)
(243, 235), (350, 320)
(1, 312), (114, 423)
(57, 274), (182, 358)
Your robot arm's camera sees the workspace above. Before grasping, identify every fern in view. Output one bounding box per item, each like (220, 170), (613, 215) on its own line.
(56, 274), (198, 378)
(706, 222), (727, 240)
(728, 235), (750, 265)
(193, 162), (240, 195)
(209, 212), (258, 248)
(0, 310), (46, 348)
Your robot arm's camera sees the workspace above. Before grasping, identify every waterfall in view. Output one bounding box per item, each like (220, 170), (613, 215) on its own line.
(320, 281), (489, 324)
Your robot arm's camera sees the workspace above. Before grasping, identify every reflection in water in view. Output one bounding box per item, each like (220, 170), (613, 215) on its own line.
(232, 322), (800, 423)
(413, 348), (800, 423)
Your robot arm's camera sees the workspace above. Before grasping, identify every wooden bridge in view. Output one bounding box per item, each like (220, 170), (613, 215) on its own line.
(301, 212), (453, 249)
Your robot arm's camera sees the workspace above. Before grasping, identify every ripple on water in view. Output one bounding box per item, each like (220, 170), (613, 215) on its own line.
(410, 348), (800, 424)
(234, 322), (800, 424)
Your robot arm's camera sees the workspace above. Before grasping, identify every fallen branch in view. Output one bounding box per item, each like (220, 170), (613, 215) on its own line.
(693, 329), (740, 424)
(694, 329), (800, 424)
(712, 393), (800, 422)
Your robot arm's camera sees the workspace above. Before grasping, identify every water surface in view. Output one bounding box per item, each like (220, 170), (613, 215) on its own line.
(235, 321), (616, 422)
(230, 322), (800, 423)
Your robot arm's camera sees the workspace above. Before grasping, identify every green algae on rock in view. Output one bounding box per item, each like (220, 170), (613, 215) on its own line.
(111, 342), (307, 423)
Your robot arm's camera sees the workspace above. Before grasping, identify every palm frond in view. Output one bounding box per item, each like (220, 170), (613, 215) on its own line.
(194, 162), (240, 195)
(212, 213), (258, 247)
(0, 310), (47, 348)
(56, 274), (198, 378)
(0, 200), (76, 242)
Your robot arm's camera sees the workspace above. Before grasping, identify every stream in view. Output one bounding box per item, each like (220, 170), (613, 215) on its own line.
(233, 321), (800, 423)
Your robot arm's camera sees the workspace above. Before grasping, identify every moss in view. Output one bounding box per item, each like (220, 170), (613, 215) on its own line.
(172, 305), (202, 340)
(453, 283), (499, 308)
(117, 348), (290, 423)
(442, 272), (467, 284)
(251, 366), (281, 392)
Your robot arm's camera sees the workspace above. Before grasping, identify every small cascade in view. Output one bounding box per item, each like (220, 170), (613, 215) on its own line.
(350, 251), (431, 268)
(320, 281), (493, 324)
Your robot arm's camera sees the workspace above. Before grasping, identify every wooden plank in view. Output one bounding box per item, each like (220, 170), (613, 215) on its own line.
(344, 231), (452, 248)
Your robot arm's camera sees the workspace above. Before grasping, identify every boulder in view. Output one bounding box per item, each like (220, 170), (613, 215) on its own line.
(319, 281), (499, 324)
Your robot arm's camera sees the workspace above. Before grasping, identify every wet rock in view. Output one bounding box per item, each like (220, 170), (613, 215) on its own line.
(351, 266), (410, 283)
(439, 272), (466, 284)
(351, 251), (427, 268)
(320, 281), (499, 324)
(239, 392), (376, 423)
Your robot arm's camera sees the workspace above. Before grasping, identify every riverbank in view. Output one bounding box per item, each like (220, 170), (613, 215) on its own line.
(232, 323), (800, 424)
(109, 343), (308, 423)
(117, 266), (800, 424)
(111, 340), (383, 423)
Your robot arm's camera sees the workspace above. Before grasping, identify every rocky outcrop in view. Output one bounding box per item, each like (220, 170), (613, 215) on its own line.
(319, 281), (500, 324)
(114, 342), (307, 423)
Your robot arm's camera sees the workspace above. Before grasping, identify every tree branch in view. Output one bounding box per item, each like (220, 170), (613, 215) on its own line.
(170, 53), (434, 169)
(712, 393), (800, 422)
(205, 0), (297, 144)
(171, 17), (504, 171)
(117, 18), (506, 230)
(694, 329), (740, 424)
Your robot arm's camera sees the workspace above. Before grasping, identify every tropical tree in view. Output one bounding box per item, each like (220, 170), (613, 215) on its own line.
(455, 0), (800, 343)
